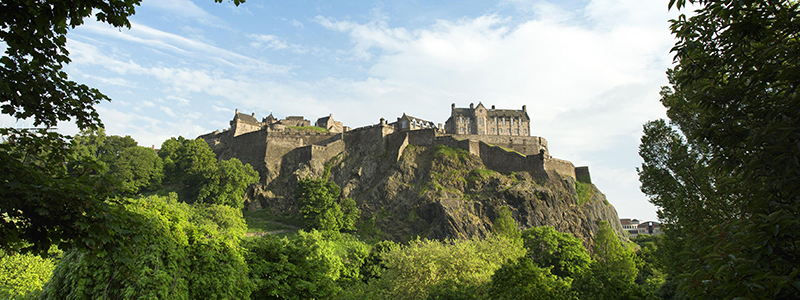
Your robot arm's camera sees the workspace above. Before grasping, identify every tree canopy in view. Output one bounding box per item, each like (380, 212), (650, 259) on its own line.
(639, 0), (800, 297)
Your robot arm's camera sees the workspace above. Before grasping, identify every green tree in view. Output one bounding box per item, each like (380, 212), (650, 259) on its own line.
(295, 178), (359, 231)
(571, 221), (643, 300)
(492, 206), (521, 242)
(379, 236), (526, 300)
(1, 0), (244, 255)
(0, 252), (57, 300)
(0, 128), (119, 255)
(639, 0), (800, 298)
(72, 129), (163, 193)
(244, 230), (360, 300)
(520, 226), (591, 278)
(41, 194), (252, 299)
(158, 136), (258, 207)
(487, 257), (571, 300)
(197, 158), (259, 209)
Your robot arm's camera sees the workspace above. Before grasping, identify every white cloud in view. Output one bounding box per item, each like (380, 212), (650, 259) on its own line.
(249, 34), (289, 50)
(141, 0), (230, 28)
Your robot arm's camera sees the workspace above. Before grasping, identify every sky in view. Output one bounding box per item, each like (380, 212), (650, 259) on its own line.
(2, 0), (691, 222)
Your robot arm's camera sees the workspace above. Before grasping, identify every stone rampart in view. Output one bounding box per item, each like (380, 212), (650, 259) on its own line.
(342, 124), (394, 155)
(232, 120), (261, 137)
(310, 139), (346, 165)
(575, 166), (592, 184)
(218, 129), (268, 174)
(478, 142), (545, 176)
(545, 157), (576, 179)
(449, 134), (548, 156)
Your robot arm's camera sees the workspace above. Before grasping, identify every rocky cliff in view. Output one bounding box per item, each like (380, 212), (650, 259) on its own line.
(243, 139), (625, 249)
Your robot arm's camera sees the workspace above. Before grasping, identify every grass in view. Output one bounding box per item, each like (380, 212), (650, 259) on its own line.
(575, 181), (595, 205)
(243, 209), (304, 233)
(288, 126), (329, 133)
(245, 217), (291, 233)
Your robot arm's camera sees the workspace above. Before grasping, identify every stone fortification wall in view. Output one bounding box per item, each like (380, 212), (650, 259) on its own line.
(342, 124), (394, 155)
(232, 120), (261, 137)
(309, 139), (345, 165)
(575, 166), (592, 184)
(545, 157), (576, 179)
(477, 142), (545, 176)
(449, 134), (548, 156)
(217, 130), (268, 175)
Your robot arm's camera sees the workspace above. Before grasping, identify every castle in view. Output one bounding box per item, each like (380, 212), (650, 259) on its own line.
(199, 103), (592, 184)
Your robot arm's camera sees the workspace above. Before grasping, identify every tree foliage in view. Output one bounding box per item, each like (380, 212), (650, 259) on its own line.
(295, 178), (359, 232)
(379, 236), (526, 300)
(520, 226), (591, 278)
(0, 0), (245, 256)
(640, 0), (800, 298)
(40, 194), (252, 299)
(0, 128), (120, 255)
(487, 256), (571, 300)
(244, 230), (370, 300)
(0, 252), (57, 300)
(571, 221), (643, 300)
(72, 129), (163, 193)
(158, 136), (258, 207)
(492, 206), (521, 242)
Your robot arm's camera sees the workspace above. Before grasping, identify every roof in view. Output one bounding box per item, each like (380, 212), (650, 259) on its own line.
(452, 107), (529, 120)
(234, 112), (260, 125)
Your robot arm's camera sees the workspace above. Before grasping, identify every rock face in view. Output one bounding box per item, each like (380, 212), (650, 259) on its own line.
(243, 140), (625, 249)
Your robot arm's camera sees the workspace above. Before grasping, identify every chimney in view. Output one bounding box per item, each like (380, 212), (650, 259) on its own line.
(470, 103), (474, 110)
(380, 117), (385, 125)
(491, 105), (495, 110)
(451, 103), (455, 111)
(438, 123), (442, 131)
(235, 108), (238, 114)
(522, 105), (527, 112)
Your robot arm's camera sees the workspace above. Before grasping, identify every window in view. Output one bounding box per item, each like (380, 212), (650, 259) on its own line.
(401, 120), (408, 129)
(479, 118), (484, 125)
(511, 118), (514, 126)
(516, 129), (519, 135)
(459, 117), (463, 124)
(523, 129), (527, 135)
(479, 130), (483, 134)
(492, 128), (495, 133)
(499, 128), (503, 134)
(494, 117), (498, 124)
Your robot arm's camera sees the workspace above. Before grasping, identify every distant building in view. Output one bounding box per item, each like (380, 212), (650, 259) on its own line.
(620, 218), (662, 238)
(444, 102), (530, 136)
(315, 114), (349, 133)
(620, 218), (641, 238)
(637, 221), (662, 236)
(392, 113), (439, 132)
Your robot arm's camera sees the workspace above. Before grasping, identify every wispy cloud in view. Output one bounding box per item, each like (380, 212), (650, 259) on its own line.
(76, 21), (292, 74)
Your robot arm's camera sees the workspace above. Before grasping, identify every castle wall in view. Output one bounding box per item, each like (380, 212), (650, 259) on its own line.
(575, 166), (592, 184)
(545, 157), (576, 179)
(232, 120), (261, 137)
(478, 142), (545, 176)
(218, 130), (268, 175)
(342, 124), (394, 155)
(449, 134), (548, 156)
(310, 139), (346, 165)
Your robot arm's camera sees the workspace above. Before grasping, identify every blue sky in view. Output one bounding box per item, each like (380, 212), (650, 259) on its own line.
(3, 0), (688, 222)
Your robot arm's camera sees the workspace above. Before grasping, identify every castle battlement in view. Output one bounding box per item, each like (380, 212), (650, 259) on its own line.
(200, 105), (590, 184)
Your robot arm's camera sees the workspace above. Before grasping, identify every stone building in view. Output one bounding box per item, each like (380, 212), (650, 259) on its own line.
(315, 114), (348, 133)
(444, 103), (530, 136)
(392, 113), (440, 132)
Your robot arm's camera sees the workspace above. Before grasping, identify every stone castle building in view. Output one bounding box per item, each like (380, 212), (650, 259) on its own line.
(445, 103), (530, 136)
(200, 103), (590, 185)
